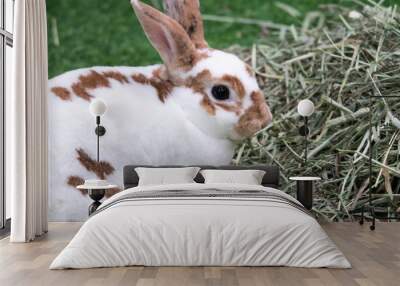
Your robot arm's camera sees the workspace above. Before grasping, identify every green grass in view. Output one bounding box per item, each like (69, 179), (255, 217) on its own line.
(47, 0), (400, 78)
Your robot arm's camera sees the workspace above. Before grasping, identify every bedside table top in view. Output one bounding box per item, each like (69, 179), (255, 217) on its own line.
(77, 184), (118, 190)
(77, 179), (118, 190)
(289, 176), (321, 181)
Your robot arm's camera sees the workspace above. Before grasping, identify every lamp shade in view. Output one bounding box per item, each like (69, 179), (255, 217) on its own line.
(297, 99), (315, 117)
(89, 99), (107, 116)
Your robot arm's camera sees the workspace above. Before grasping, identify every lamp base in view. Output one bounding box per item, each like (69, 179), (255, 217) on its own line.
(296, 180), (313, 210)
(88, 201), (102, 215)
(88, 189), (105, 215)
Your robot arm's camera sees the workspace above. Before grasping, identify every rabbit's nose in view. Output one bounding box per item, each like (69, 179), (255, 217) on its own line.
(234, 93), (272, 138)
(260, 103), (273, 127)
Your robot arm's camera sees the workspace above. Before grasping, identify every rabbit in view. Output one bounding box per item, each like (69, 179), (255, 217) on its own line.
(48, 0), (272, 221)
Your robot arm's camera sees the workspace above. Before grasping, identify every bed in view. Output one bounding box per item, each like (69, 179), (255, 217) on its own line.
(50, 165), (350, 269)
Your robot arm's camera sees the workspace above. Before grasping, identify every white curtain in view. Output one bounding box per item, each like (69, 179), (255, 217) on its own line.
(9, 0), (48, 242)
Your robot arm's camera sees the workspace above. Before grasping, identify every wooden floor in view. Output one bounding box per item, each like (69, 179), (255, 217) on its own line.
(0, 222), (399, 286)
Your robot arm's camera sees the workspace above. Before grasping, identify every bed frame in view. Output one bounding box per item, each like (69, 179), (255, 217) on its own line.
(123, 165), (280, 189)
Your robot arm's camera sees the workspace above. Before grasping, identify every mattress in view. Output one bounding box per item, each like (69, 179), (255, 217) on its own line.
(50, 183), (351, 269)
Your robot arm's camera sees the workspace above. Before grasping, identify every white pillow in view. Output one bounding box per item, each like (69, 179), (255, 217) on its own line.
(135, 167), (200, 186)
(200, 169), (266, 185)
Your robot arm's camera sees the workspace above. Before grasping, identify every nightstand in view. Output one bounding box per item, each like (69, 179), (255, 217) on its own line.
(77, 180), (118, 215)
(289, 177), (321, 210)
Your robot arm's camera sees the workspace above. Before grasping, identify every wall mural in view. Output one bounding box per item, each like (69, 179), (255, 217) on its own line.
(48, 0), (271, 221)
(48, 0), (400, 222)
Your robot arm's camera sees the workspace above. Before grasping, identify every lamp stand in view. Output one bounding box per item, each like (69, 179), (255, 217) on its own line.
(89, 116), (106, 216)
(88, 189), (105, 215)
(299, 116), (309, 168)
(97, 116), (100, 162)
(304, 116), (308, 167)
(94, 116), (106, 162)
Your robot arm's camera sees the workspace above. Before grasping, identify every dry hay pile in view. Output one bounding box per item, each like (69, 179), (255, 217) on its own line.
(229, 1), (400, 221)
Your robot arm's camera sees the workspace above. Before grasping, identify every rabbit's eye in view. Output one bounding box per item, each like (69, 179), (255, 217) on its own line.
(211, 85), (230, 100)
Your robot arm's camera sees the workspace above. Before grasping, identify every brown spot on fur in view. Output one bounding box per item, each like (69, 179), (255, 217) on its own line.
(132, 71), (174, 103)
(186, 69), (213, 93)
(72, 82), (92, 101)
(151, 81), (174, 102)
(185, 69), (216, 115)
(71, 70), (110, 101)
(201, 96), (216, 115)
(221, 75), (245, 98)
(68, 70), (129, 101)
(78, 70), (109, 89)
(67, 175), (85, 187)
(152, 67), (168, 81)
(67, 176), (86, 195)
(172, 45), (208, 71)
(251, 91), (265, 104)
(235, 91), (271, 137)
(185, 69), (212, 96)
(51, 87), (71, 101)
(131, 73), (150, 85)
(76, 148), (115, 179)
(102, 71), (129, 84)
(215, 102), (241, 114)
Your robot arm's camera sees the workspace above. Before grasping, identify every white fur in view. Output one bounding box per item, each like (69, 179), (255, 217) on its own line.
(49, 64), (241, 220)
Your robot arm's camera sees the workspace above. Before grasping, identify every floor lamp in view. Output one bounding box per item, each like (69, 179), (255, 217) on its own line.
(87, 99), (107, 214)
(297, 99), (315, 167)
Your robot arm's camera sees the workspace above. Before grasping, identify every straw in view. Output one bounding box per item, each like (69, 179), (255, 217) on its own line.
(229, 0), (400, 220)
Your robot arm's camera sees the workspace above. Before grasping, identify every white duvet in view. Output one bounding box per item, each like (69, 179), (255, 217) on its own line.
(50, 183), (351, 269)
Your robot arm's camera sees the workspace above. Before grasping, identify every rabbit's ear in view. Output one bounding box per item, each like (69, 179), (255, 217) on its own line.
(163, 0), (208, 49)
(131, 0), (198, 73)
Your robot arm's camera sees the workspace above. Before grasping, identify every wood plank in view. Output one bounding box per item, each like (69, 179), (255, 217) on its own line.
(0, 222), (399, 286)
